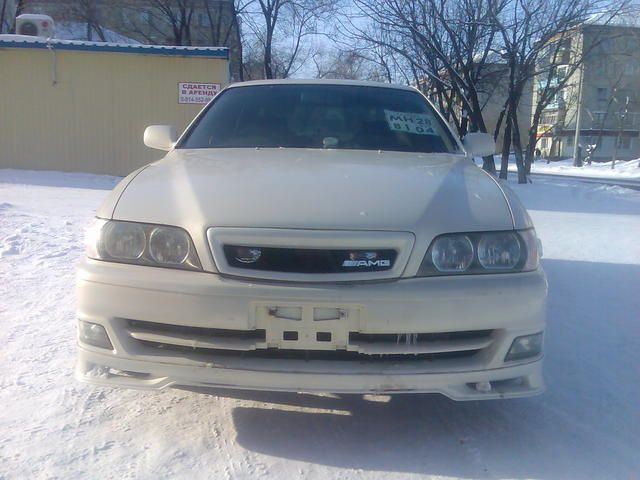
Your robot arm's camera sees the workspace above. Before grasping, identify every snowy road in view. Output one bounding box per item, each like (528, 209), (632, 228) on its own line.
(1, 169), (639, 480)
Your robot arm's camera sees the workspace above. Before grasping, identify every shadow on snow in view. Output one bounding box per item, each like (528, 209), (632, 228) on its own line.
(182, 259), (639, 479)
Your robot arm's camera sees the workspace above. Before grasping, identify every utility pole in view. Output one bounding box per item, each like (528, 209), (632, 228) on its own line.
(572, 31), (585, 167)
(612, 96), (630, 170)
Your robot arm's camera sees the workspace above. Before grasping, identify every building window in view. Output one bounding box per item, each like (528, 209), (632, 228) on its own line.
(613, 88), (630, 103)
(140, 11), (151, 26)
(599, 38), (613, 52)
(556, 66), (567, 80)
(617, 137), (631, 150)
(566, 136), (574, 147)
(617, 112), (634, 128)
(596, 87), (608, 102)
(592, 112), (606, 128)
(624, 62), (639, 76)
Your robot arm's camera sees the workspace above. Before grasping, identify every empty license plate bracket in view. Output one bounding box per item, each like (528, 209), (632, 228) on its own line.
(254, 304), (360, 350)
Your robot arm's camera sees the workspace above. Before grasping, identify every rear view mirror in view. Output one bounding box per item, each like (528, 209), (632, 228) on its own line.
(462, 132), (495, 158)
(144, 125), (177, 151)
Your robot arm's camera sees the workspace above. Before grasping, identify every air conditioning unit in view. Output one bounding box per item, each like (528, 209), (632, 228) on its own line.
(16, 14), (55, 39)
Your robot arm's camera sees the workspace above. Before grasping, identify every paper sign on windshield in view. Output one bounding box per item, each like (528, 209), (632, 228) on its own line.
(385, 110), (438, 135)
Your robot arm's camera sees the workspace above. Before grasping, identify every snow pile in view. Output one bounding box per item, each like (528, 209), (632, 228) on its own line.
(1, 168), (639, 479)
(528, 158), (640, 180)
(492, 156), (640, 181)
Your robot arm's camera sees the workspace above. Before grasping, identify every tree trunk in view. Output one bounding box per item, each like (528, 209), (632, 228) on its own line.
(511, 118), (527, 184)
(482, 155), (496, 175)
(494, 107), (506, 142)
(232, 4), (243, 81)
(264, 51), (273, 79)
(9, 0), (25, 33)
(264, 25), (274, 79)
(499, 117), (512, 180)
(1, 0), (9, 34)
(524, 138), (535, 174)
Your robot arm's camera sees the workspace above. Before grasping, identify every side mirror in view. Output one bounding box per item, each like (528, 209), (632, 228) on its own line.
(462, 132), (495, 158)
(144, 125), (177, 151)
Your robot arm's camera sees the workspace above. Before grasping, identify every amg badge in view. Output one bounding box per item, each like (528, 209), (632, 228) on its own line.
(342, 251), (391, 268)
(342, 259), (391, 267)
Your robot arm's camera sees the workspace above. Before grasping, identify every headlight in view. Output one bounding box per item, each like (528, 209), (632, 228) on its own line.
(431, 234), (474, 272)
(417, 228), (540, 276)
(102, 221), (146, 260)
(149, 227), (190, 264)
(478, 232), (520, 270)
(86, 219), (201, 271)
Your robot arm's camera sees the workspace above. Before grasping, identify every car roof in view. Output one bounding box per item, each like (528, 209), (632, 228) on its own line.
(226, 78), (418, 92)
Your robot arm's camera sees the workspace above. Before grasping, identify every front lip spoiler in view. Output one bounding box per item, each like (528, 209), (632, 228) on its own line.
(76, 346), (545, 401)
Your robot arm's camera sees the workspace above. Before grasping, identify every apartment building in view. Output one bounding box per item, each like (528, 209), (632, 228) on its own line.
(533, 21), (640, 161)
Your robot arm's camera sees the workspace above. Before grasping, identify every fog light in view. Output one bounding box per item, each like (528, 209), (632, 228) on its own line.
(78, 321), (113, 350)
(475, 381), (492, 393)
(505, 332), (543, 361)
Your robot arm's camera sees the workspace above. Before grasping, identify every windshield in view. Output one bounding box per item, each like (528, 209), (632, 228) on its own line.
(178, 84), (460, 154)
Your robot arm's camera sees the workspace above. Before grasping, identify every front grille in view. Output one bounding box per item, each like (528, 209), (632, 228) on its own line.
(136, 342), (479, 362)
(349, 331), (493, 343)
(223, 245), (397, 274)
(126, 320), (493, 362)
(128, 320), (266, 340)
(127, 320), (266, 352)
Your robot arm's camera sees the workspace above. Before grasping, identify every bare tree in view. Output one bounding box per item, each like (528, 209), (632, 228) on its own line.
(489, 0), (631, 182)
(68, 0), (108, 41)
(124, 0), (246, 78)
(0, 0), (10, 33)
(200, 0), (250, 80)
(346, 0), (508, 175)
(312, 47), (390, 81)
(150, 0), (195, 45)
(489, 0), (581, 182)
(343, 0), (635, 182)
(8, 0), (27, 33)
(241, 0), (338, 79)
(332, 22), (406, 83)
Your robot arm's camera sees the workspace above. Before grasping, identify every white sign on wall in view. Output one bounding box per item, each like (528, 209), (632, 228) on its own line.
(178, 82), (221, 104)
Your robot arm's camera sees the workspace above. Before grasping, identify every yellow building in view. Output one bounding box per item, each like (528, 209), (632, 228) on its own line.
(0, 36), (229, 176)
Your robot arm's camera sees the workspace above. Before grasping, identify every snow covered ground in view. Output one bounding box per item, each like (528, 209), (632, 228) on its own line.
(506, 158), (640, 181)
(1, 168), (639, 479)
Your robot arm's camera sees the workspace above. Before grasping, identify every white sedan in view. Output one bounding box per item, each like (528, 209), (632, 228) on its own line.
(76, 79), (546, 400)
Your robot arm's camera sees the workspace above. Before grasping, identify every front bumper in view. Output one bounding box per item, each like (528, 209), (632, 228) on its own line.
(75, 259), (547, 400)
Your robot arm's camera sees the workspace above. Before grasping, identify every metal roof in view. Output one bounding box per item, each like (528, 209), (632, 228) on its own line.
(0, 35), (228, 58)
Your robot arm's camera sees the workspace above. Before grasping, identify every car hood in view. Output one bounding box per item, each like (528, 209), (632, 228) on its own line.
(111, 148), (514, 236)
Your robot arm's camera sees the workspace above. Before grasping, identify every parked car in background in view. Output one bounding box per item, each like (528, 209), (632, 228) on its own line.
(76, 80), (546, 400)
